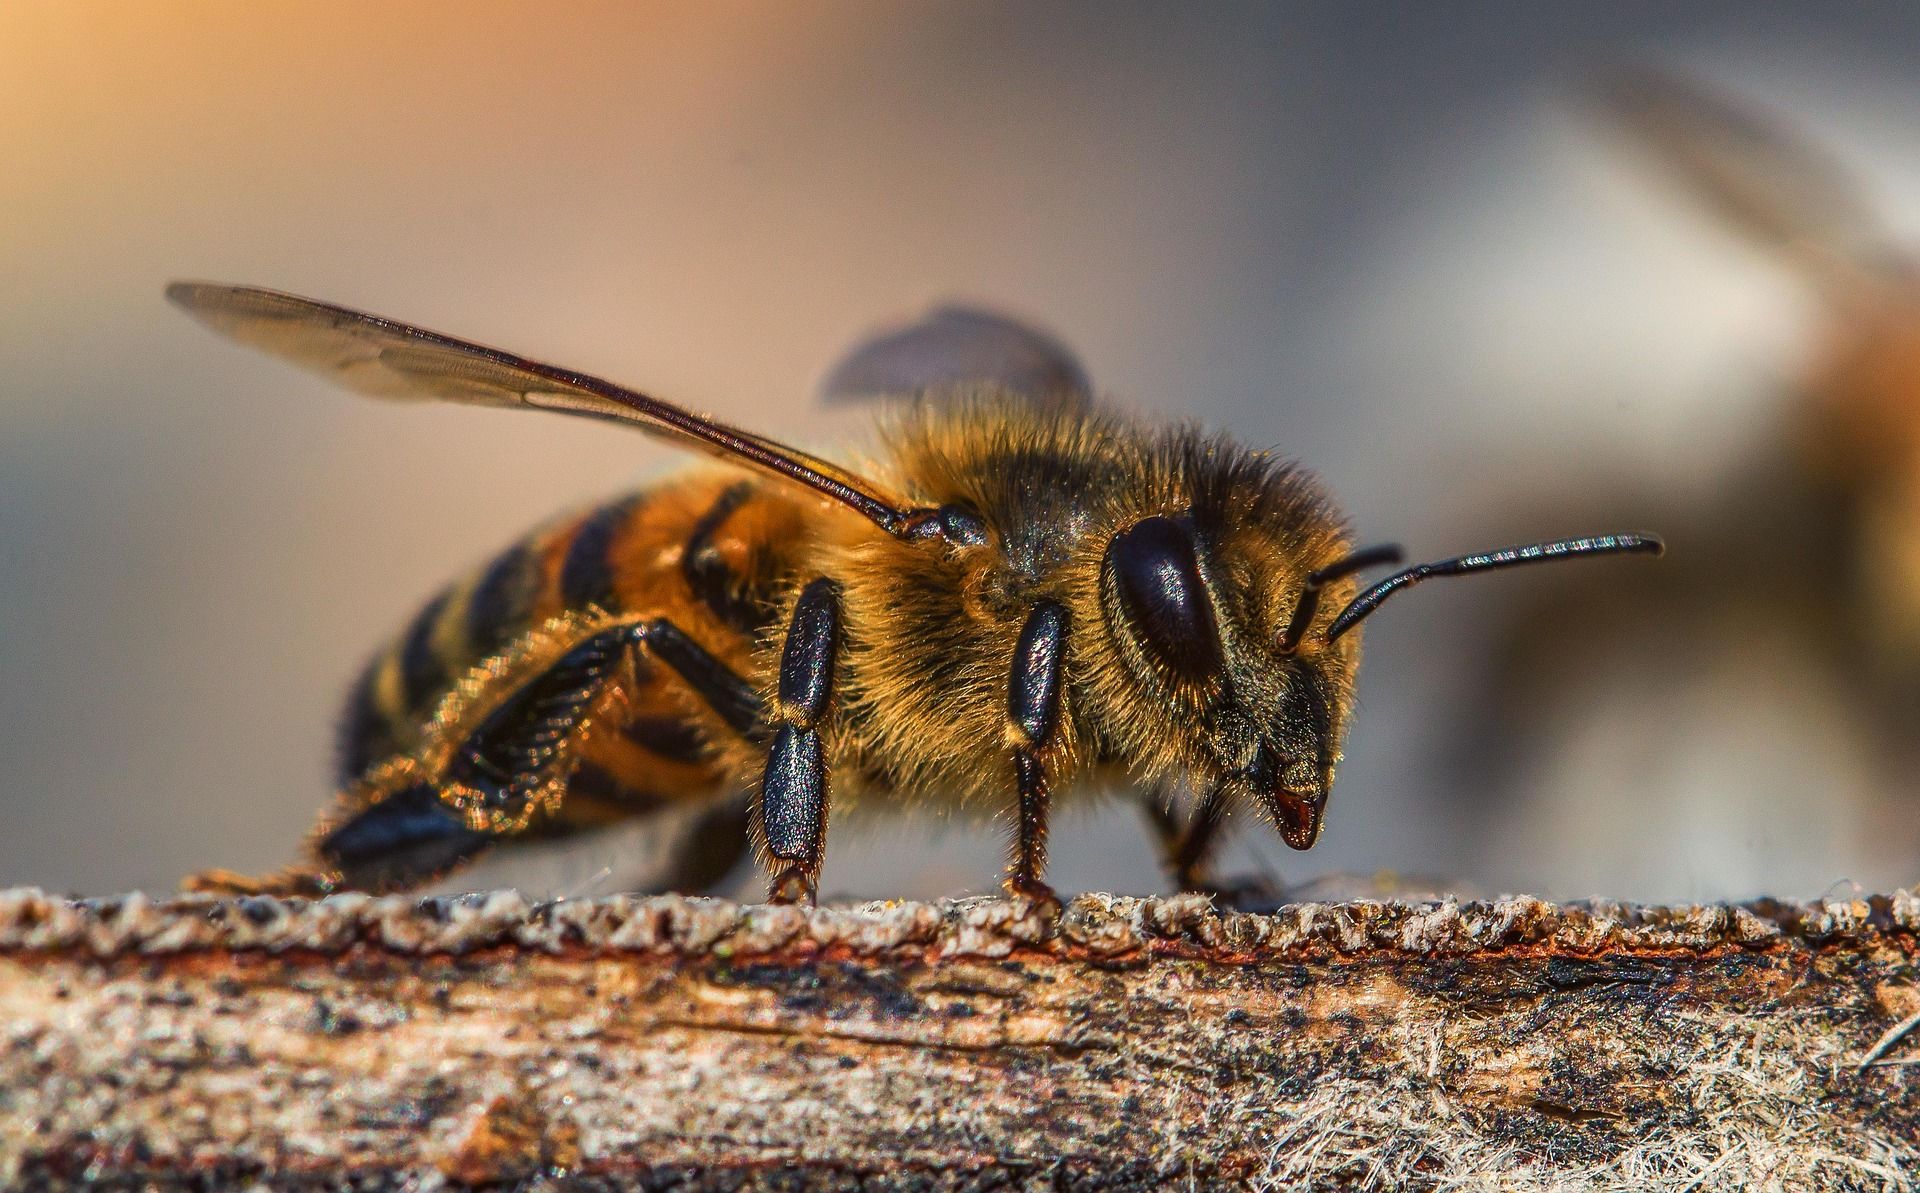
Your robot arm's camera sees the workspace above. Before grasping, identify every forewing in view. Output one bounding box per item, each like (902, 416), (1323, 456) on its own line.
(167, 282), (916, 533)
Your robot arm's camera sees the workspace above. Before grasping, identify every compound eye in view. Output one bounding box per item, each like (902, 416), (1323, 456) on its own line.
(1106, 515), (1223, 681)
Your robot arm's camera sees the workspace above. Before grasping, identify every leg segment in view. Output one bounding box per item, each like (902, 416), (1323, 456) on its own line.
(761, 578), (843, 904)
(317, 781), (494, 893)
(637, 793), (755, 895)
(1138, 782), (1287, 907)
(1005, 601), (1069, 906)
(311, 618), (762, 894)
(1011, 748), (1052, 897)
(439, 624), (656, 824)
(639, 618), (766, 742)
(1140, 781), (1232, 891)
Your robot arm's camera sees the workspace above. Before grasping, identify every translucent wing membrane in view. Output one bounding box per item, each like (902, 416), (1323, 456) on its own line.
(819, 304), (1092, 409)
(166, 282), (920, 536)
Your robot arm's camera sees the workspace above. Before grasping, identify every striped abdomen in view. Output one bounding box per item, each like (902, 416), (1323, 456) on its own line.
(336, 471), (808, 815)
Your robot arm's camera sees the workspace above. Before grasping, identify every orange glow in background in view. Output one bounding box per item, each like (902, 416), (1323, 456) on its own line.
(5, 5), (1920, 899)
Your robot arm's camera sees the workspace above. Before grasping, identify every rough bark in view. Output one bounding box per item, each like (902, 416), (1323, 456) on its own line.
(0, 887), (1916, 1191)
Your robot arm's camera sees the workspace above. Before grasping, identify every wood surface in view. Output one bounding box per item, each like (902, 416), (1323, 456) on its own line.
(0, 887), (1916, 1190)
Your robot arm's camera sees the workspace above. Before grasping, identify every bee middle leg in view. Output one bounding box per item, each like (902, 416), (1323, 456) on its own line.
(636, 792), (755, 895)
(314, 618), (764, 894)
(760, 578), (842, 905)
(1004, 601), (1069, 912)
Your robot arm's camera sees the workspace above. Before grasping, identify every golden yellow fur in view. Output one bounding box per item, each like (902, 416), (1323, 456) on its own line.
(799, 393), (1364, 823)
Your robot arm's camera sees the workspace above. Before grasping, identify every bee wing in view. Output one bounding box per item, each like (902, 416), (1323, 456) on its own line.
(1596, 66), (1902, 281)
(167, 282), (920, 535)
(819, 304), (1092, 410)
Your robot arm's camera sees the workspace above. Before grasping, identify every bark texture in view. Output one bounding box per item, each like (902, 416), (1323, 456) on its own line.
(0, 887), (1916, 1191)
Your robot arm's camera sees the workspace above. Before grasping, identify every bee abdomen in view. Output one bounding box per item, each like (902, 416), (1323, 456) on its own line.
(335, 659), (397, 785)
(333, 475), (804, 791)
(333, 496), (636, 785)
(397, 588), (457, 714)
(621, 711), (714, 765)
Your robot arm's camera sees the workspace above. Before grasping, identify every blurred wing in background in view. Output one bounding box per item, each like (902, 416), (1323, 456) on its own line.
(819, 303), (1093, 409)
(1595, 65), (1906, 286)
(166, 282), (918, 534)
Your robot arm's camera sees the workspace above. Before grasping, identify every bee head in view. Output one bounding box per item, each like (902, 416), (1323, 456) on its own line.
(1101, 510), (1665, 851)
(1100, 511), (1364, 851)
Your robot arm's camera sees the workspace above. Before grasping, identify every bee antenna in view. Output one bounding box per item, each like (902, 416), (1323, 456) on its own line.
(1325, 532), (1665, 642)
(1277, 543), (1405, 653)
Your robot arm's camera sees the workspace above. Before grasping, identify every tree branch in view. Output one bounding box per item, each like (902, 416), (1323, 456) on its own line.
(1, 887), (1916, 1190)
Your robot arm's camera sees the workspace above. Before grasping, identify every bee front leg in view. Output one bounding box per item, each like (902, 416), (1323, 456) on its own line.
(1005, 602), (1069, 913)
(1139, 784), (1290, 907)
(1156, 781), (1231, 890)
(761, 578), (842, 905)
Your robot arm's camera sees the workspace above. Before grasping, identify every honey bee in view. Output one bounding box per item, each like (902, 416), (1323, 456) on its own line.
(172, 282), (1660, 906)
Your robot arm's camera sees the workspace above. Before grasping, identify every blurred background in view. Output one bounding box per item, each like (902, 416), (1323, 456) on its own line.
(5, 3), (1920, 903)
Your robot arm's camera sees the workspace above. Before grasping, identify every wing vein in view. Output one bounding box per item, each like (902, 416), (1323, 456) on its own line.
(166, 281), (914, 535)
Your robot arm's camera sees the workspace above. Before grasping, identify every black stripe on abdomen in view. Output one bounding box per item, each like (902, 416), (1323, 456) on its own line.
(397, 588), (454, 713)
(335, 658), (397, 785)
(561, 495), (644, 612)
(681, 481), (765, 631)
(622, 714), (713, 766)
(466, 540), (541, 657)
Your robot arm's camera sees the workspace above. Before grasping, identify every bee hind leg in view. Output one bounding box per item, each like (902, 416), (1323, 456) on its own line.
(312, 781), (495, 894)
(183, 865), (342, 898)
(183, 778), (489, 898)
(316, 619), (766, 895)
